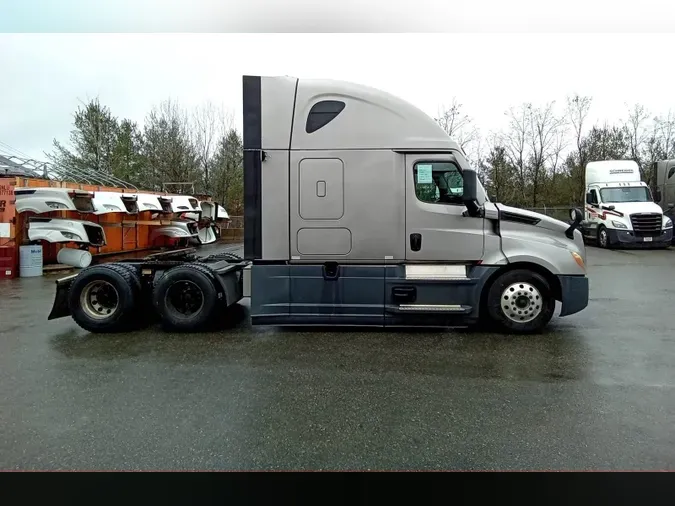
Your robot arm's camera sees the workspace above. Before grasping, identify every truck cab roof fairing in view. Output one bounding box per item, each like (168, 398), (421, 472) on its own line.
(291, 78), (459, 152)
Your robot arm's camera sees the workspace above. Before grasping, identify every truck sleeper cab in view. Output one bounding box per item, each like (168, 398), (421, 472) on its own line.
(47, 75), (589, 335)
(241, 75), (589, 334)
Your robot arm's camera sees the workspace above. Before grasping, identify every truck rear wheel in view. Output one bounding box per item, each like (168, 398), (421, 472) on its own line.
(485, 269), (556, 334)
(68, 264), (141, 333)
(152, 263), (224, 332)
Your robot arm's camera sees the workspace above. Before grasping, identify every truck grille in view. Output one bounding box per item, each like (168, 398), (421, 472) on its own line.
(630, 213), (662, 236)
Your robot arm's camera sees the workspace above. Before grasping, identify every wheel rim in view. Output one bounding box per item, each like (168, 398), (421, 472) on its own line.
(500, 282), (544, 323)
(80, 280), (120, 320)
(165, 280), (205, 317)
(599, 229), (607, 247)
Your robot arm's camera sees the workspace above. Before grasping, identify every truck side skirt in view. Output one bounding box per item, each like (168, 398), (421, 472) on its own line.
(248, 263), (499, 327)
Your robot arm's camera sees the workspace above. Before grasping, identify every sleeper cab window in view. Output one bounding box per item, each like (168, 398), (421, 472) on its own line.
(414, 161), (464, 204)
(305, 100), (346, 133)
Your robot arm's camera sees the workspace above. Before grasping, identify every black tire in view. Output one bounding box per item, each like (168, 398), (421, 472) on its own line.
(597, 225), (610, 249)
(485, 269), (556, 334)
(110, 262), (142, 291)
(67, 264), (141, 333)
(152, 263), (224, 332)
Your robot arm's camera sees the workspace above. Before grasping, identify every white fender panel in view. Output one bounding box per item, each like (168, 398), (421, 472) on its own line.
(14, 188), (95, 214)
(197, 225), (218, 245)
(149, 220), (200, 242)
(168, 195), (201, 214)
(133, 193), (173, 214)
(27, 218), (106, 247)
(92, 191), (139, 215)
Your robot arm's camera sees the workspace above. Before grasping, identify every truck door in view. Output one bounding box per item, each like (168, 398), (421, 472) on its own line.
(404, 154), (484, 262)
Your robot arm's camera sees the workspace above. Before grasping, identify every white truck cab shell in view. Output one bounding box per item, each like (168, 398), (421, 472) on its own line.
(168, 195), (201, 214)
(149, 219), (200, 243)
(583, 160), (672, 248)
(14, 187), (96, 214)
(92, 191), (139, 215)
(133, 193), (174, 214)
(216, 204), (229, 221)
(182, 201), (228, 244)
(27, 217), (106, 247)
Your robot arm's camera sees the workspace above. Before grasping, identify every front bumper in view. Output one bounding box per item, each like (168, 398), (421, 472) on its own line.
(607, 228), (672, 248)
(558, 275), (589, 317)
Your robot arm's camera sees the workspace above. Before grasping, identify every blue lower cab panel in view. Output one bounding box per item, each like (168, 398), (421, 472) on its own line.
(383, 264), (498, 327)
(249, 263), (500, 327)
(250, 263), (385, 326)
(558, 275), (589, 317)
(250, 263), (291, 319)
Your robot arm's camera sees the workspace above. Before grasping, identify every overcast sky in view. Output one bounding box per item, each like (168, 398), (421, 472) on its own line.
(1, 32), (674, 160)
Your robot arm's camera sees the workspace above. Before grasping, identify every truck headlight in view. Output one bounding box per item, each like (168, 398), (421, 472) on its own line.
(665, 218), (673, 229)
(611, 220), (627, 229)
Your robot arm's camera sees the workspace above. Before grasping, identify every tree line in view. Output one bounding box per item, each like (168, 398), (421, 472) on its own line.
(441, 95), (675, 208)
(49, 93), (675, 214)
(48, 98), (244, 214)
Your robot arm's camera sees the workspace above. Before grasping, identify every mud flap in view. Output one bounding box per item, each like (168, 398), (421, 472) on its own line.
(47, 274), (77, 320)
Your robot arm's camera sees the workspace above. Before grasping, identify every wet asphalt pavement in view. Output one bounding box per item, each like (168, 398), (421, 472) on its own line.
(1, 244), (675, 471)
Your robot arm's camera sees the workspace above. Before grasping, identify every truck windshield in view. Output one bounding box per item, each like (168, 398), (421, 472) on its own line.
(600, 187), (652, 203)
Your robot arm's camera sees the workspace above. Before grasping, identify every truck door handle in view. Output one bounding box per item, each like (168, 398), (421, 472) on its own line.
(410, 233), (422, 251)
(392, 286), (416, 303)
(322, 262), (340, 280)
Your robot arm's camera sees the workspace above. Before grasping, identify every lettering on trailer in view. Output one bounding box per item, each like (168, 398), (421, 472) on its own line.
(0, 180), (16, 227)
(585, 206), (624, 220)
(608, 168), (634, 174)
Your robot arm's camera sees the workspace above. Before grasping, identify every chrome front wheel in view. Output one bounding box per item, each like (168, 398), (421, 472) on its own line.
(500, 282), (543, 324)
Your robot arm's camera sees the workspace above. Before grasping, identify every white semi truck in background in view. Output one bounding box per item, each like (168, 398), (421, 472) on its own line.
(581, 160), (673, 248)
(46, 75), (590, 335)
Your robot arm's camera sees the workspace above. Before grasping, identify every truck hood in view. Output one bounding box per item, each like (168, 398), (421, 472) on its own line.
(595, 201), (663, 215)
(495, 203), (570, 234)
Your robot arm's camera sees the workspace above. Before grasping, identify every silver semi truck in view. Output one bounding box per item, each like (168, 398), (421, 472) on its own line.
(46, 75), (589, 334)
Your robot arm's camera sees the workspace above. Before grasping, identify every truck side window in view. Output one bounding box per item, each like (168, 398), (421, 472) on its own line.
(414, 161), (464, 205)
(590, 189), (599, 204)
(306, 100), (346, 133)
(668, 167), (675, 179)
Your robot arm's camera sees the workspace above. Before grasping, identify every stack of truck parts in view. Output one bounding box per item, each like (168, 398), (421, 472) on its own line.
(0, 175), (234, 277)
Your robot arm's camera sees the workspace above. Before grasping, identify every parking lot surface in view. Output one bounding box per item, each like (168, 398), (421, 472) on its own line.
(1, 244), (674, 470)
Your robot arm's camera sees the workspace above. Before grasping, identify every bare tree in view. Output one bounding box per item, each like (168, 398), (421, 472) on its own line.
(435, 98), (480, 160)
(655, 110), (675, 159)
(565, 94), (593, 203)
(625, 103), (651, 181)
(192, 101), (219, 192)
(527, 101), (563, 206)
(547, 117), (569, 204)
(503, 103), (531, 204)
(191, 101), (235, 194)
